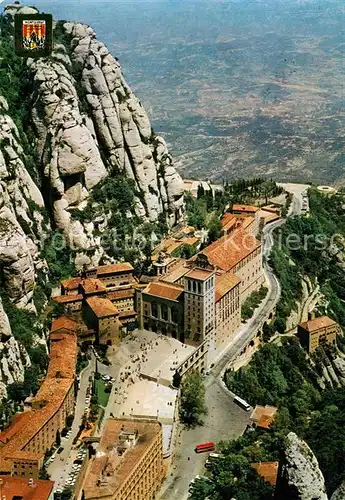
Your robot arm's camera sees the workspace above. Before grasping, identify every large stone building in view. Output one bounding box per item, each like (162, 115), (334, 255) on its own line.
(54, 262), (139, 344)
(202, 229), (264, 300)
(82, 418), (165, 500)
(138, 221), (264, 356)
(137, 281), (185, 341)
(297, 316), (340, 353)
(183, 262), (216, 345)
(0, 319), (77, 478)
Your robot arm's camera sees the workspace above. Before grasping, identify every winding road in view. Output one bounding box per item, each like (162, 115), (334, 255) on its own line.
(158, 184), (307, 500)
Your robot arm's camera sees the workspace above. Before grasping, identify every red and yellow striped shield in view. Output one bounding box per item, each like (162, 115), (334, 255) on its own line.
(22, 20), (46, 49)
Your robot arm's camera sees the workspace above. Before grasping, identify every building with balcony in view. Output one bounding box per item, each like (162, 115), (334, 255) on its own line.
(297, 316), (340, 353)
(82, 418), (165, 500)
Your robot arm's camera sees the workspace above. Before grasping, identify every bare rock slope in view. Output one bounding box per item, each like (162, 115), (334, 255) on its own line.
(24, 10), (184, 264)
(276, 432), (328, 500)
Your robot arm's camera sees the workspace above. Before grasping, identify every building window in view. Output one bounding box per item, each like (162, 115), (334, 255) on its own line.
(171, 307), (178, 323)
(151, 302), (158, 318)
(161, 304), (168, 321)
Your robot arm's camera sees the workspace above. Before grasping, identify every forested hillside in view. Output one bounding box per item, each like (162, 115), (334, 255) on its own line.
(191, 190), (345, 499)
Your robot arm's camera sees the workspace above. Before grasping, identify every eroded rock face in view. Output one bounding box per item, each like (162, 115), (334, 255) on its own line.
(0, 298), (30, 400)
(331, 481), (345, 500)
(0, 100), (48, 307)
(25, 18), (183, 264)
(276, 432), (328, 500)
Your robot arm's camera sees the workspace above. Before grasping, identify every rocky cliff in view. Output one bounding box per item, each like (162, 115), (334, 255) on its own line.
(26, 5), (183, 266)
(0, 4), (184, 401)
(276, 432), (328, 500)
(3, 4), (184, 268)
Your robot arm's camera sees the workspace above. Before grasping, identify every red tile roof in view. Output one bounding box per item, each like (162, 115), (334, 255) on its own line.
(232, 204), (259, 213)
(163, 263), (191, 283)
(53, 294), (83, 303)
(241, 216), (255, 229)
(250, 405), (277, 429)
(96, 262), (134, 275)
(0, 413), (30, 446)
(299, 316), (337, 332)
(48, 332), (78, 379)
(251, 462), (279, 486)
(107, 289), (135, 301)
(215, 273), (241, 302)
(221, 213), (239, 233)
(60, 277), (82, 291)
(0, 476), (54, 499)
(185, 268), (214, 281)
(0, 325), (77, 472)
(145, 281), (184, 301)
(51, 316), (78, 333)
(86, 297), (119, 318)
(79, 278), (107, 295)
(118, 310), (137, 319)
(203, 230), (261, 272)
(83, 418), (162, 499)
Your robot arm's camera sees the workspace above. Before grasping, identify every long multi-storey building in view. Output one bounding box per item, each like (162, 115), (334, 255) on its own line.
(202, 229), (264, 300)
(82, 418), (165, 500)
(0, 318), (77, 478)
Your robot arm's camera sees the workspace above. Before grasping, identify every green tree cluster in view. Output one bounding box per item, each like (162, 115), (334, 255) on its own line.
(270, 189), (345, 329)
(179, 371), (207, 427)
(222, 338), (345, 497)
(241, 286), (268, 320)
(185, 178), (283, 233)
(226, 339), (320, 425)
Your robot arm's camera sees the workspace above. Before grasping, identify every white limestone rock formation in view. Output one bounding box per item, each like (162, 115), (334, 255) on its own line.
(28, 50), (107, 258)
(331, 481), (345, 500)
(0, 98), (48, 308)
(277, 432), (328, 500)
(0, 298), (30, 400)
(24, 19), (183, 267)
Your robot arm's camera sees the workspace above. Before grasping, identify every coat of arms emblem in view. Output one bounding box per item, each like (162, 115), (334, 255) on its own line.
(22, 19), (46, 51)
(14, 13), (52, 58)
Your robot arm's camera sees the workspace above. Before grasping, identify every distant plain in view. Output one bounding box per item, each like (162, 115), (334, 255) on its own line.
(21, 0), (345, 184)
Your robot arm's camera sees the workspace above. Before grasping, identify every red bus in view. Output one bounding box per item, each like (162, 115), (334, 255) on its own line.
(195, 442), (215, 453)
